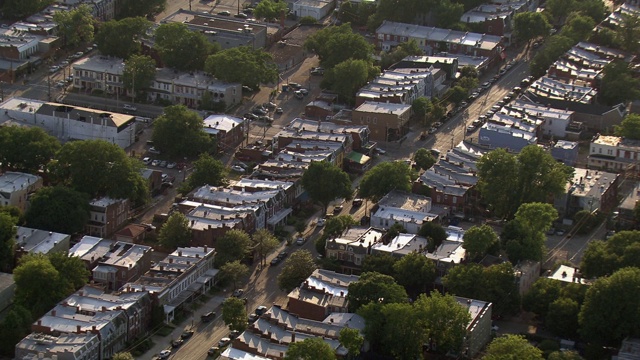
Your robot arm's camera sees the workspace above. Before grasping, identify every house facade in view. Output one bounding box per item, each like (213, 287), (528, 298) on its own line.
(0, 171), (42, 211)
(85, 197), (130, 238)
(352, 101), (412, 142)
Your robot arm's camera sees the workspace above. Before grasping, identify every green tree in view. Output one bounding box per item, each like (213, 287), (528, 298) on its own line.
(0, 126), (60, 173)
(546, 297), (579, 338)
(183, 153), (227, 193)
(444, 85), (468, 105)
(302, 161), (352, 213)
(278, 250), (317, 292)
(0, 212), (17, 272)
(559, 14), (596, 42)
(94, 17), (152, 59)
(462, 224), (498, 261)
(339, 327), (364, 359)
(53, 4), (95, 48)
(252, 229), (280, 267)
(3, 0), (52, 19)
(322, 59), (378, 104)
(304, 24), (374, 68)
(601, 61), (640, 106)
(581, 230), (640, 278)
(117, 0), (165, 18)
(413, 148), (436, 170)
(392, 252), (436, 296)
(154, 22), (213, 71)
(530, 35), (575, 77)
(50, 140), (149, 207)
(548, 351), (584, 360)
(577, 0), (607, 24)
(615, 114), (640, 139)
(483, 335), (544, 360)
(215, 230), (252, 267)
(25, 186), (90, 234)
(205, 46), (278, 88)
(360, 253), (397, 276)
(616, 14), (640, 53)
(284, 337), (336, 360)
(323, 215), (357, 238)
(220, 260), (249, 290)
(123, 55), (157, 100)
(514, 12), (551, 45)
(545, 0), (575, 25)
(380, 40), (423, 69)
(48, 252), (90, 295)
(522, 277), (563, 317)
(504, 202), (557, 262)
(477, 146), (571, 219)
(416, 291), (471, 355)
(412, 97), (431, 125)
(381, 302), (425, 359)
(222, 297), (248, 332)
(347, 271), (408, 312)
(367, 0), (432, 30)
(254, 0), (288, 21)
(418, 221), (448, 251)
(157, 212), (192, 249)
(579, 267), (640, 345)
(358, 162), (411, 201)
(590, 27), (620, 49)
(433, 0), (464, 28)
(13, 254), (66, 316)
(152, 105), (213, 158)
(111, 353), (135, 360)
(0, 304), (32, 357)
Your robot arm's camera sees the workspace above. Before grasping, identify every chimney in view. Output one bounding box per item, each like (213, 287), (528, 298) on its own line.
(51, 310), (56, 316)
(76, 325), (81, 333)
(291, 332), (295, 342)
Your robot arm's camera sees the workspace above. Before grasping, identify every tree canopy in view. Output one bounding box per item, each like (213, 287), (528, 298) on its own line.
(123, 55), (157, 100)
(392, 252), (436, 296)
(152, 105), (214, 158)
(25, 186), (90, 234)
(416, 291), (471, 354)
(380, 40), (423, 69)
(413, 148), (436, 171)
(347, 271), (408, 312)
(321, 59), (378, 104)
(514, 12), (551, 45)
(529, 35), (574, 78)
(0, 212), (17, 272)
(339, 327), (364, 359)
(284, 337), (336, 360)
(360, 253), (397, 276)
(117, 0), (165, 19)
(278, 250), (317, 292)
(477, 146), (572, 219)
(600, 61), (640, 106)
(94, 17), (152, 60)
(183, 153), (227, 192)
(483, 335), (544, 360)
(358, 161), (411, 201)
(158, 212), (192, 249)
(254, 0), (288, 21)
(502, 203), (557, 263)
(2, 0), (52, 19)
(154, 22), (214, 71)
(559, 13), (596, 42)
(302, 161), (352, 212)
(462, 224), (499, 261)
(418, 221), (448, 251)
(580, 230), (640, 278)
(0, 126), (60, 173)
(579, 267), (640, 345)
(53, 4), (95, 48)
(205, 46), (278, 88)
(0, 304), (32, 357)
(252, 229), (280, 267)
(220, 260), (249, 290)
(222, 297), (248, 332)
(49, 140), (149, 206)
(214, 230), (252, 267)
(615, 114), (640, 139)
(304, 24), (373, 69)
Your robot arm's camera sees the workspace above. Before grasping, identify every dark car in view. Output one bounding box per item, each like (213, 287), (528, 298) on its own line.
(255, 306), (268, 315)
(201, 312), (215, 322)
(217, 10), (231, 16)
(242, 85), (253, 93)
(252, 107), (267, 116)
(234, 12), (248, 19)
(270, 256), (282, 266)
(172, 339), (184, 348)
(248, 313), (259, 323)
(278, 250), (288, 259)
(244, 113), (258, 120)
(181, 330), (195, 339)
(232, 289), (244, 297)
(352, 198), (363, 207)
(208, 346), (221, 356)
(288, 82), (303, 90)
(230, 330), (241, 339)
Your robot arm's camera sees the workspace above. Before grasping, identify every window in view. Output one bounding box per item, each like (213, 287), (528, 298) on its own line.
(373, 117), (377, 124)
(599, 148), (602, 154)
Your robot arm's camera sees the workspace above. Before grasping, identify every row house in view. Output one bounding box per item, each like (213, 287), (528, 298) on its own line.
(57, 0), (118, 21)
(286, 269), (360, 321)
(15, 333), (100, 360)
(91, 242), (154, 291)
(555, 167), (619, 218)
(230, 305), (365, 359)
(185, 203), (253, 246)
(460, 1), (531, 44)
(14, 226), (70, 261)
(151, 69), (242, 110)
(230, 178), (300, 208)
(478, 117), (538, 153)
(160, 10), (270, 50)
(551, 140), (580, 166)
(286, 118), (371, 152)
(375, 21), (504, 66)
(507, 99), (576, 139)
(352, 101), (412, 143)
(202, 115), (245, 152)
(355, 68), (435, 107)
(85, 197), (130, 238)
(274, 126), (351, 168)
(0, 171), (42, 211)
(526, 76), (598, 104)
(19, 286), (151, 360)
(325, 227), (385, 274)
(588, 134), (640, 172)
(122, 246), (217, 323)
(370, 190), (439, 234)
(0, 97), (137, 148)
(69, 236), (115, 272)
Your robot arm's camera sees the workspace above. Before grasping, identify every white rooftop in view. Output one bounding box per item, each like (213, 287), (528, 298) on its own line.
(354, 101), (412, 115)
(0, 172), (40, 194)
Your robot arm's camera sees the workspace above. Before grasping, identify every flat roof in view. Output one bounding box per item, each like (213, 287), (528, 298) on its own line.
(72, 55), (125, 74)
(15, 227), (69, 254)
(0, 172), (40, 194)
(354, 101), (412, 114)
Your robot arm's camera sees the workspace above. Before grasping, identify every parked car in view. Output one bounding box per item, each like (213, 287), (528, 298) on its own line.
(352, 198), (363, 207)
(333, 205), (344, 214)
(55, 81), (66, 88)
(151, 159), (161, 167)
(159, 350), (172, 359)
(123, 104), (137, 111)
(299, 88), (309, 95)
(232, 289), (244, 297)
(375, 148), (386, 155)
(264, 102), (277, 109)
(316, 218), (326, 227)
(252, 107), (267, 116)
(255, 305), (268, 315)
(159, 160), (167, 168)
(295, 236), (306, 246)
(244, 113), (258, 120)
(288, 82), (302, 90)
(234, 12), (248, 18)
(294, 90), (304, 99)
(167, 162), (177, 169)
(275, 107), (283, 114)
(482, 81), (491, 89)
(472, 119), (483, 127)
(311, 68), (324, 76)
(229, 330), (240, 339)
(242, 85), (253, 93)
(466, 125), (476, 133)
(217, 10), (231, 15)
(208, 346), (221, 356)
(142, 157), (152, 165)
(181, 330), (195, 339)
(201, 312), (215, 322)
(278, 250), (288, 260)
(172, 339), (184, 348)
(49, 65), (59, 73)
(231, 165), (245, 173)
(218, 337), (232, 347)
(270, 256), (282, 266)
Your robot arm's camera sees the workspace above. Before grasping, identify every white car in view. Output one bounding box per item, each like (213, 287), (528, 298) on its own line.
(123, 104), (137, 111)
(316, 218), (325, 227)
(159, 350), (172, 359)
(151, 159), (161, 167)
(142, 157), (151, 165)
(167, 162), (177, 169)
(231, 165), (245, 173)
(149, 147), (160, 154)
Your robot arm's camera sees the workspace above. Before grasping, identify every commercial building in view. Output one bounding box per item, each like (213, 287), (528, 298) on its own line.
(0, 171), (43, 211)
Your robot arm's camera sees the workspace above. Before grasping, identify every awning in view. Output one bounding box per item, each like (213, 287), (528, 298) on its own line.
(267, 208), (293, 226)
(346, 151), (371, 165)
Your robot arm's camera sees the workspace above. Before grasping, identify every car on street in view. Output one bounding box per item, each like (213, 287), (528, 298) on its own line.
(333, 205), (343, 214)
(123, 104), (137, 111)
(294, 90), (304, 99)
(201, 312), (215, 322)
(259, 115), (273, 123)
(159, 160), (167, 168)
(167, 162), (177, 169)
(49, 65), (59, 73)
(472, 119), (483, 127)
(248, 313), (259, 323)
(218, 337), (232, 347)
(172, 339), (184, 348)
(375, 148), (386, 155)
(264, 102), (277, 109)
(217, 10), (231, 15)
(73, 51), (84, 58)
(242, 85), (253, 93)
(513, 86), (522, 93)
(142, 157), (151, 165)
(55, 81), (66, 88)
(234, 12), (248, 18)
(231, 165), (246, 173)
(181, 330), (194, 339)
(316, 218), (325, 227)
(352, 198), (363, 207)
(159, 350), (172, 359)
(270, 256), (282, 266)
(230, 330), (240, 339)
(288, 82), (302, 90)
(208, 346), (221, 356)
(481, 81), (491, 89)
(232, 289), (244, 297)
(311, 68), (324, 76)
(151, 159), (161, 167)
(244, 113), (258, 120)
(299, 88), (309, 95)
(466, 125), (476, 133)
(275, 107), (283, 114)
(556, 229), (566, 236)
(295, 236), (306, 246)
(255, 305), (268, 315)
(252, 107), (267, 116)
(460, 101), (468, 107)
(278, 250), (288, 259)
